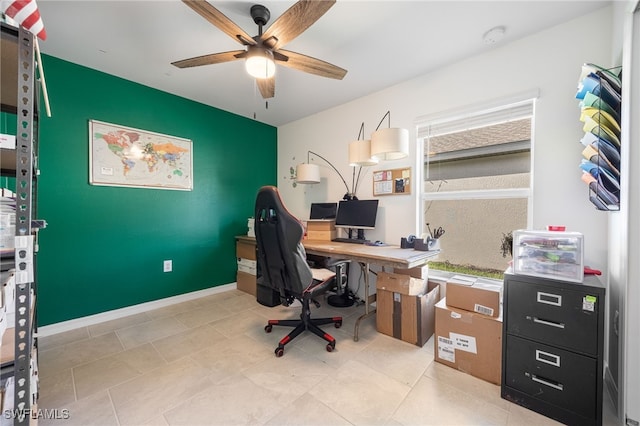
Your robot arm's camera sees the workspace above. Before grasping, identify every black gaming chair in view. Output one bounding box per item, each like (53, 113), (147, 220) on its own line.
(254, 186), (342, 357)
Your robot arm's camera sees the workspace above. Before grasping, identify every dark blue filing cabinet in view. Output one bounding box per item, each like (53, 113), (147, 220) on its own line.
(501, 271), (605, 426)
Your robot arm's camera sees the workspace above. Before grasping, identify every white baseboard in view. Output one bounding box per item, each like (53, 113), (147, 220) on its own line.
(38, 283), (237, 337)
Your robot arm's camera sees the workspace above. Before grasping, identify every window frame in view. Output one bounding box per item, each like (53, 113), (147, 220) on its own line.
(415, 92), (538, 278)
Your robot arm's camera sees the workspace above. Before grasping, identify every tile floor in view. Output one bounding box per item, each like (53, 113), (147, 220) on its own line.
(37, 289), (619, 425)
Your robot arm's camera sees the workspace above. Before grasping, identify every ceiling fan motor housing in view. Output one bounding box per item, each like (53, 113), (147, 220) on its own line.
(251, 4), (270, 27)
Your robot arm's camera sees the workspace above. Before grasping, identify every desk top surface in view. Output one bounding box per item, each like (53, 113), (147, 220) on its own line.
(302, 239), (440, 269)
(234, 235), (440, 269)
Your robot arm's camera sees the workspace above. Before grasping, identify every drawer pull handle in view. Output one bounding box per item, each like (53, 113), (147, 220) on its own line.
(535, 349), (561, 367)
(531, 374), (564, 391)
(537, 291), (562, 306)
(533, 317), (565, 329)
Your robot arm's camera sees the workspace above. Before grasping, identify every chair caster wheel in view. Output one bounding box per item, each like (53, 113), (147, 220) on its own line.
(326, 342), (335, 352)
(335, 321), (342, 328)
(265, 325), (273, 333)
(275, 347), (284, 357)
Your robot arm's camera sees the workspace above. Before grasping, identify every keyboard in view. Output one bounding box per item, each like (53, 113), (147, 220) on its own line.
(332, 238), (368, 244)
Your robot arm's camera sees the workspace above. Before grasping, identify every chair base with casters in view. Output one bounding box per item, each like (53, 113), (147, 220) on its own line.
(264, 286), (343, 357)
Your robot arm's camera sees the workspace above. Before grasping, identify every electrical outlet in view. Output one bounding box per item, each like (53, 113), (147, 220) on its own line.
(163, 260), (172, 272)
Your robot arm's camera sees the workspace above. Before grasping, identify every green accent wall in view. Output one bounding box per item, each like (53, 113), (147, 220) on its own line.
(33, 55), (276, 326)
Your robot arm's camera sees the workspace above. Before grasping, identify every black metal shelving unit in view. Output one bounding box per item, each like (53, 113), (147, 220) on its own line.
(1, 22), (42, 425)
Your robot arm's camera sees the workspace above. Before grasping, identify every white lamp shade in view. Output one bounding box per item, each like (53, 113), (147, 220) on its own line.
(296, 163), (321, 184)
(348, 139), (378, 166)
(371, 127), (409, 160)
(245, 48), (275, 79)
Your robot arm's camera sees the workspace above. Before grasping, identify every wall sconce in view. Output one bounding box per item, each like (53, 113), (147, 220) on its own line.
(348, 122), (378, 167)
(296, 151), (356, 200)
(371, 111), (409, 160)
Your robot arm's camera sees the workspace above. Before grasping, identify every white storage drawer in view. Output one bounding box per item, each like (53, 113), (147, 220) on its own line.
(513, 230), (583, 283)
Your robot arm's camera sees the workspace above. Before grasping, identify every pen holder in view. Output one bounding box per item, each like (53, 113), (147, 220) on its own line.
(427, 237), (441, 251)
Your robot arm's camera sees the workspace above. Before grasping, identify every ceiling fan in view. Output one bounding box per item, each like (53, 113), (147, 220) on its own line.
(172, 0), (348, 99)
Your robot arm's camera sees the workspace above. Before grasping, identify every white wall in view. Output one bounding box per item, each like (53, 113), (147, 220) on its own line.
(279, 6), (613, 273)
(620, 2), (640, 423)
(606, 2), (629, 422)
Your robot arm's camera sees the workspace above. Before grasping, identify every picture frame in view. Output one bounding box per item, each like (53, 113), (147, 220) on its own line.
(89, 120), (193, 191)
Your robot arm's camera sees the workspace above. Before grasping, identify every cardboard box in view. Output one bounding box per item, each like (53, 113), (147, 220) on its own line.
(306, 230), (337, 241)
(394, 264), (429, 279)
(306, 220), (336, 231)
(236, 240), (256, 260)
(236, 271), (256, 296)
(434, 298), (502, 384)
(376, 271), (427, 296)
(446, 278), (502, 317)
(377, 281), (441, 346)
(237, 258), (257, 275)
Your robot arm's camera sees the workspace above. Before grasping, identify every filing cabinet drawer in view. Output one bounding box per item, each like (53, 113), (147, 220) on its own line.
(505, 277), (600, 356)
(504, 334), (597, 418)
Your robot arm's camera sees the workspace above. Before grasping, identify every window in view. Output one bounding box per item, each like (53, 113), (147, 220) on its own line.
(417, 97), (535, 279)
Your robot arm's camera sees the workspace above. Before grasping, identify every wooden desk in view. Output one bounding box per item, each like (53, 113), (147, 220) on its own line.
(303, 240), (440, 341)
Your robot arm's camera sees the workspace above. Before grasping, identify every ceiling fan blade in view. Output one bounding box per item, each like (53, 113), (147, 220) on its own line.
(261, 0), (335, 50)
(172, 50), (245, 68)
(257, 77), (275, 99)
(182, 0), (256, 46)
(277, 49), (347, 80)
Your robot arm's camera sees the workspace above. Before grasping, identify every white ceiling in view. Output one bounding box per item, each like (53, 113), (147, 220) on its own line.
(35, 0), (610, 127)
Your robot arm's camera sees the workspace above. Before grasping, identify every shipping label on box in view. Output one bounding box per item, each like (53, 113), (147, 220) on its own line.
(377, 271), (427, 296)
(446, 278), (502, 318)
(0, 134), (16, 150)
(237, 257), (257, 275)
(434, 298), (502, 385)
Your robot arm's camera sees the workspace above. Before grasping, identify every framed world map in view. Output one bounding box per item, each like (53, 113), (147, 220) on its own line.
(89, 120), (193, 191)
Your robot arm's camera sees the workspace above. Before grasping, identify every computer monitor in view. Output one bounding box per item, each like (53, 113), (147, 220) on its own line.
(309, 202), (337, 220)
(335, 199), (379, 230)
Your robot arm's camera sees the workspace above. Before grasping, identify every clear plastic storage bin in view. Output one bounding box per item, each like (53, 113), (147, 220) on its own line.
(513, 230), (584, 283)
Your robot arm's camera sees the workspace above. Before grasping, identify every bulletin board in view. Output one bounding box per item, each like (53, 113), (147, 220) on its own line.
(373, 167), (411, 196)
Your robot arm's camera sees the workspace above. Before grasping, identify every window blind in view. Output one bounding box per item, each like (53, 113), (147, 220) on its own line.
(417, 99), (535, 139)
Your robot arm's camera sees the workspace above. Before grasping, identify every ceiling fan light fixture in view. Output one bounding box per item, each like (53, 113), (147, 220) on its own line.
(245, 47), (276, 79)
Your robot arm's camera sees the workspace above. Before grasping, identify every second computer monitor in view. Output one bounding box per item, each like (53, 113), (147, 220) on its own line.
(309, 202), (337, 220)
(335, 199), (379, 230)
